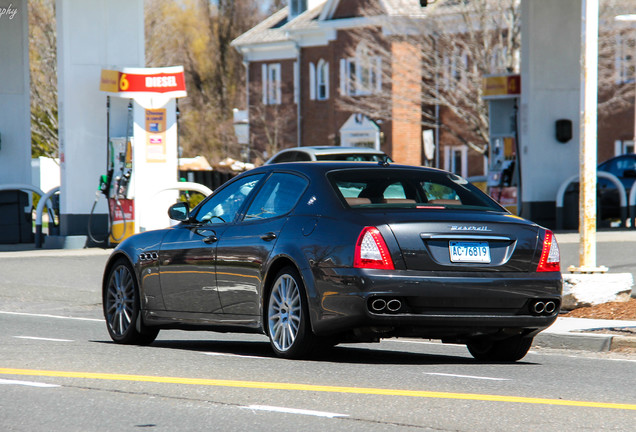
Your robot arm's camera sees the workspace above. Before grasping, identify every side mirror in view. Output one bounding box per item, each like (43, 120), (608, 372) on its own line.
(168, 202), (190, 222)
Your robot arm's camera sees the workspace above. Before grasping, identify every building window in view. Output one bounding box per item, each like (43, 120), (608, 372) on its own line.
(443, 48), (468, 90)
(289, 0), (307, 19)
(261, 63), (281, 105)
(309, 59), (329, 101)
(444, 146), (467, 178)
(317, 60), (329, 100)
(339, 43), (382, 96)
(616, 33), (635, 85)
(615, 139), (635, 156)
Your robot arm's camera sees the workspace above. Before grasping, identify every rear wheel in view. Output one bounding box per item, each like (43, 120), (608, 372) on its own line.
(267, 267), (316, 359)
(103, 258), (159, 345)
(467, 335), (533, 362)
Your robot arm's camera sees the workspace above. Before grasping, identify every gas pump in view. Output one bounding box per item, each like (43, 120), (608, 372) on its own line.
(93, 66), (187, 244)
(482, 74), (521, 214)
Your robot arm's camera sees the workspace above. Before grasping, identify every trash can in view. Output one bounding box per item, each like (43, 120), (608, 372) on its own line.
(0, 190), (34, 244)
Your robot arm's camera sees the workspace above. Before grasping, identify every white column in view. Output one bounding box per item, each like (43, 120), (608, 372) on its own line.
(0, 0), (31, 185)
(56, 0), (144, 236)
(520, 0), (582, 225)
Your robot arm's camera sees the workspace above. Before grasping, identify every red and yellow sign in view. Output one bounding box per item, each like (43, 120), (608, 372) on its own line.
(482, 74), (521, 99)
(100, 67), (186, 96)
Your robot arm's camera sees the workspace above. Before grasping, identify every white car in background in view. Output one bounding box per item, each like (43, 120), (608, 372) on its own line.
(265, 146), (391, 164)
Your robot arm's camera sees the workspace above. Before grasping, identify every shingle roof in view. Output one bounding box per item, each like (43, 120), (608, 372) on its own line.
(232, 0), (426, 48)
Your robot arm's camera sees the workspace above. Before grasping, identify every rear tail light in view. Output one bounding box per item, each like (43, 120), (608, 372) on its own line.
(354, 227), (395, 270)
(537, 230), (560, 272)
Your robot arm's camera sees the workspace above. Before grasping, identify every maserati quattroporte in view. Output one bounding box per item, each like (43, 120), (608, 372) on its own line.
(103, 162), (562, 361)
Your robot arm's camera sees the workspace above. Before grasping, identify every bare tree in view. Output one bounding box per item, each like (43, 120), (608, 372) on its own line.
(598, 0), (636, 116)
(337, 0), (522, 157)
(145, 0), (264, 162)
(248, 100), (297, 164)
(29, 0), (58, 160)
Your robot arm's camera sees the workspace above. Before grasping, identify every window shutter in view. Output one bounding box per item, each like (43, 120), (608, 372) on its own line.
(294, 61), (299, 104)
(324, 61), (330, 99)
(262, 64), (268, 105)
(309, 62), (316, 100)
(275, 64), (282, 104)
(375, 57), (382, 93)
(339, 58), (346, 95)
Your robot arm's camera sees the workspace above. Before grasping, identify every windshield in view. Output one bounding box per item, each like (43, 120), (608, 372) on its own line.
(328, 168), (505, 212)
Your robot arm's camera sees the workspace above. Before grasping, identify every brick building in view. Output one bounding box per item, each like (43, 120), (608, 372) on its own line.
(232, 0), (635, 177)
(231, 0), (427, 165)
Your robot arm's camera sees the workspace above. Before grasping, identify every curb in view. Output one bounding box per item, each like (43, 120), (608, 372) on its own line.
(534, 332), (636, 352)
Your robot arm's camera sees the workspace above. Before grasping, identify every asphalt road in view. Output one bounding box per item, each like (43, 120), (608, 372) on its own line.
(1, 249), (635, 431)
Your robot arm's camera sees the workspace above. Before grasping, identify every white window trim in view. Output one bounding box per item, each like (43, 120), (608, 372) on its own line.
(309, 62), (316, 101)
(338, 42), (382, 97)
(616, 33), (635, 85)
(615, 139), (635, 156)
(317, 59), (329, 100)
(444, 146), (468, 178)
(262, 63), (282, 105)
(293, 61), (299, 104)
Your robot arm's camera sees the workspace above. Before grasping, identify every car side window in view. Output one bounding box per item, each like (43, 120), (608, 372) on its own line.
(272, 152), (296, 163)
(194, 174), (264, 224)
(244, 173), (308, 220)
(295, 152), (311, 161)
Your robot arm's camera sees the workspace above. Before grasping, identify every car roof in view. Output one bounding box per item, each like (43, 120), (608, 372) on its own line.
(274, 146), (386, 156)
(250, 161), (445, 176)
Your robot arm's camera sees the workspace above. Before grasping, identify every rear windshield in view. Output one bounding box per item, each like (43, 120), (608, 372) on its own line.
(328, 168), (505, 212)
(315, 153), (391, 162)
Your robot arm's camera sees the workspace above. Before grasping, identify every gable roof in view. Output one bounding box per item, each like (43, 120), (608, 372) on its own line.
(231, 0), (426, 51)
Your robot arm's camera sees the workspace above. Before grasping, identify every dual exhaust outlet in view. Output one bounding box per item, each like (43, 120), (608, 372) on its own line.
(370, 297), (403, 314)
(530, 299), (558, 316)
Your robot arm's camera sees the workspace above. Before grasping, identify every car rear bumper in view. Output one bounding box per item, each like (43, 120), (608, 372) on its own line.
(309, 267), (562, 340)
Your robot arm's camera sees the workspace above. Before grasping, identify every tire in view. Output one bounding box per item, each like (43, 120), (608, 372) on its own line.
(103, 258), (159, 345)
(266, 266), (316, 359)
(467, 336), (533, 362)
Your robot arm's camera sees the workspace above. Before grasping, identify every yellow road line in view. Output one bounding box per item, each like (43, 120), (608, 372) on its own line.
(1, 367), (634, 411)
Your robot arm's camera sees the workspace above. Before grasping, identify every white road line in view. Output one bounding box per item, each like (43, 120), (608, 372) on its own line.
(202, 352), (270, 360)
(0, 378), (60, 388)
(245, 405), (348, 418)
(425, 372), (510, 381)
(0, 311), (102, 322)
(14, 336), (74, 342)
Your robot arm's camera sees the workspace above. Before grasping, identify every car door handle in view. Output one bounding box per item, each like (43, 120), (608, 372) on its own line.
(203, 235), (218, 244)
(260, 232), (277, 241)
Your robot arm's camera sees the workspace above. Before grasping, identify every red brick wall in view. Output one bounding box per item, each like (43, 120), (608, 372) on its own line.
(391, 41), (422, 165)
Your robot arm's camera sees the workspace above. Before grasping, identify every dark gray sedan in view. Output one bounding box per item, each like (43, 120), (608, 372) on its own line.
(103, 162), (562, 361)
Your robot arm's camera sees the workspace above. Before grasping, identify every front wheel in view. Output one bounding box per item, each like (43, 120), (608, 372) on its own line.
(467, 336), (533, 362)
(103, 258), (159, 345)
(266, 267), (316, 359)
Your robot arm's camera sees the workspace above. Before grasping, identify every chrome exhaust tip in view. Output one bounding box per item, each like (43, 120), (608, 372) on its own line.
(532, 301), (545, 314)
(544, 301), (556, 314)
(371, 298), (387, 312)
(386, 299), (402, 312)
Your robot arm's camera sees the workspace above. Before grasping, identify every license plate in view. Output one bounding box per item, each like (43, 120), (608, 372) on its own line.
(449, 241), (491, 263)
